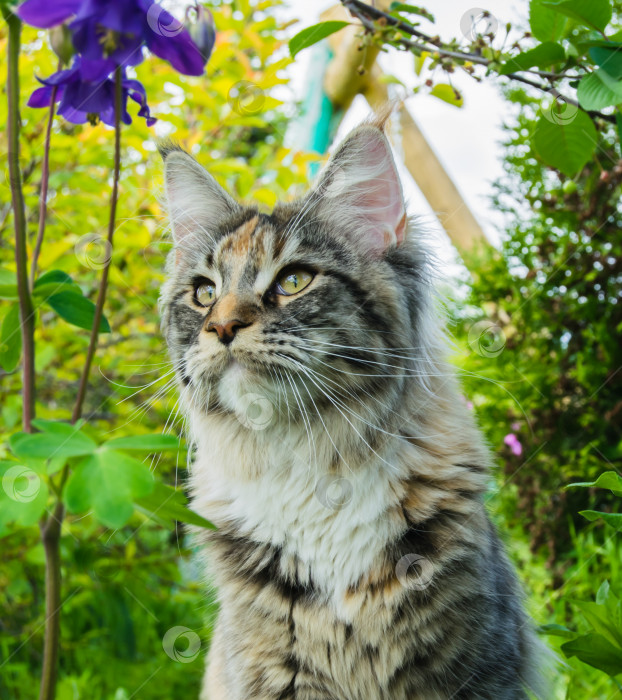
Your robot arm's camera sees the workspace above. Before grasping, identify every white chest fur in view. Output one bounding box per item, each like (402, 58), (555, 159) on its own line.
(188, 410), (407, 603)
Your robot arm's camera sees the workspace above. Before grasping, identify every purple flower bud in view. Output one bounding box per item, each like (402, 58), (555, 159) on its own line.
(186, 5), (216, 63)
(49, 24), (75, 65)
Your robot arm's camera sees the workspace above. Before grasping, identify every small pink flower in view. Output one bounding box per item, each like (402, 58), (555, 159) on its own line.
(504, 433), (523, 457)
(511, 421), (520, 431)
(466, 401), (474, 411)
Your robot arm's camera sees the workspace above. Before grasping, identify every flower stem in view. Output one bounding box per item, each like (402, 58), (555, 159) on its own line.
(2, 6), (35, 432)
(30, 68), (60, 290)
(72, 66), (123, 423)
(38, 504), (63, 700)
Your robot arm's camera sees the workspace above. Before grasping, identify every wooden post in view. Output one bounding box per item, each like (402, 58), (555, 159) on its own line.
(364, 71), (493, 259)
(318, 3), (494, 262)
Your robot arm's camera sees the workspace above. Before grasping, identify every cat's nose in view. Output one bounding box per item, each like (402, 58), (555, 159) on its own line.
(206, 318), (250, 345)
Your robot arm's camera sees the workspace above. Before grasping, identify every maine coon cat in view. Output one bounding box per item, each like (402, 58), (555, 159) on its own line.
(159, 116), (549, 699)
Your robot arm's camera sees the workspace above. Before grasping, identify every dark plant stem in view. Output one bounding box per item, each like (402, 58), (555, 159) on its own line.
(3, 7), (35, 432)
(72, 67), (123, 423)
(37, 65), (123, 700)
(38, 504), (63, 700)
(35, 57), (122, 700)
(30, 68), (60, 289)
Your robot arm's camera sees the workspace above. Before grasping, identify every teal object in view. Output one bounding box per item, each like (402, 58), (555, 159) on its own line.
(288, 42), (343, 176)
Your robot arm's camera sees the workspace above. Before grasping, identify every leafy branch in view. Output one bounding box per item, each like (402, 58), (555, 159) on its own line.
(339, 0), (617, 124)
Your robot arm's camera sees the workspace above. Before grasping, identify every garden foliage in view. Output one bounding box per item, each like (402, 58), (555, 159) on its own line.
(1, 0), (622, 698)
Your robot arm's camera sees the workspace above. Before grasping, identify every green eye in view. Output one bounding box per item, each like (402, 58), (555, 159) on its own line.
(276, 268), (314, 296)
(195, 281), (216, 306)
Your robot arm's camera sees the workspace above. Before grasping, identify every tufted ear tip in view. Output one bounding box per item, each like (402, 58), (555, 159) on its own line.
(157, 139), (186, 161)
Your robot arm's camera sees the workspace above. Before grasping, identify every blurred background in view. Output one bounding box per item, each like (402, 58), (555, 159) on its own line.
(1, 0), (621, 698)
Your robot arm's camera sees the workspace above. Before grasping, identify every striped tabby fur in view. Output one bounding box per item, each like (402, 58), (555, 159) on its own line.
(159, 118), (549, 699)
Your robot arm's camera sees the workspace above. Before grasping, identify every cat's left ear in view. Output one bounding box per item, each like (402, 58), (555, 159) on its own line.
(311, 125), (407, 256)
(160, 143), (240, 247)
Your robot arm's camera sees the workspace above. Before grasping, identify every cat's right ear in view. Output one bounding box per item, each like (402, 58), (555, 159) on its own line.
(160, 144), (239, 251)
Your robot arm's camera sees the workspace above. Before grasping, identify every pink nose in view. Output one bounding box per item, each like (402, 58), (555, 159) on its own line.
(206, 319), (249, 345)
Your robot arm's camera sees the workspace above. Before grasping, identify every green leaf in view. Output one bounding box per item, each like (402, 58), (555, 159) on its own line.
(34, 269), (76, 289)
(571, 599), (622, 647)
(542, 0), (612, 33)
(0, 268), (18, 299)
(580, 510), (622, 530)
(577, 70), (622, 110)
(64, 450), (154, 529)
(47, 456), (67, 476)
(589, 45), (622, 79)
(539, 623), (577, 639)
(596, 580), (612, 606)
(500, 42), (565, 74)
(33, 282), (80, 301)
(289, 21), (350, 58)
(616, 111), (622, 157)
(389, 3), (434, 21)
(102, 434), (182, 452)
(134, 481), (216, 530)
(529, 0), (569, 42)
(532, 109), (597, 176)
(0, 461), (49, 528)
(46, 290), (111, 333)
(561, 633), (622, 676)
(414, 50), (430, 76)
(10, 423), (98, 461)
(0, 304), (22, 372)
(568, 471), (622, 496)
(429, 83), (463, 107)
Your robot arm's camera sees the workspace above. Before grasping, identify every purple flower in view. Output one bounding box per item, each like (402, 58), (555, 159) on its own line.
(16, 0), (207, 76)
(503, 433), (523, 457)
(28, 57), (156, 127)
(17, 0), (212, 125)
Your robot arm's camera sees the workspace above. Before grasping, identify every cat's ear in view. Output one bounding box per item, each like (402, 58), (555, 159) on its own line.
(160, 145), (239, 247)
(311, 125), (407, 256)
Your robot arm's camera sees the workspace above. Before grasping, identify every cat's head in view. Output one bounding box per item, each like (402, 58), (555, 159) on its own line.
(159, 122), (436, 429)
